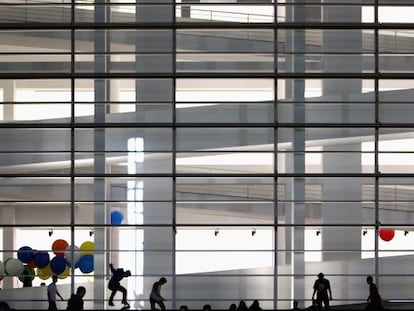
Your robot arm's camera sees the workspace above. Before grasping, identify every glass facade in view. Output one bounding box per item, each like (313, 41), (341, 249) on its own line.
(0, 0), (414, 310)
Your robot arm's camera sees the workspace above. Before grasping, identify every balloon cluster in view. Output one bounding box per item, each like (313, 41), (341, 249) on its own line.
(0, 239), (94, 283)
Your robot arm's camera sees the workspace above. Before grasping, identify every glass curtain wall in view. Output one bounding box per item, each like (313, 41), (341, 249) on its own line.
(0, 0), (414, 310)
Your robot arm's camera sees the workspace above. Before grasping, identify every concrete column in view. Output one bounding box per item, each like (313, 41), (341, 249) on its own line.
(2, 207), (15, 289)
(136, 0), (173, 23)
(135, 2), (174, 307)
(322, 1), (362, 99)
(284, 2), (306, 307)
(93, 1), (107, 309)
(0, 80), (15, 121)
(109, 70), (122, 114)
(322, 144), (362, 261)
(134, 81), (174, 310)
(320, 1), (363, 262)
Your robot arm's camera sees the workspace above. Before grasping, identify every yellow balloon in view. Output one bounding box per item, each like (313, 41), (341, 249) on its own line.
(37, 264), (53, 280)
(80, 241), (94, 256)
(58, 266), (70, 279)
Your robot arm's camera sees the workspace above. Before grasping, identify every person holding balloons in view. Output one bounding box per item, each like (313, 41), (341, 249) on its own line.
(47, 275), (64, 310)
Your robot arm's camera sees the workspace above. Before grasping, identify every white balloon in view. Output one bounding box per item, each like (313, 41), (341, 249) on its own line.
(5, 258), (24, 276)
(0, 260), (5, 276)
(64, 245), (81, 266)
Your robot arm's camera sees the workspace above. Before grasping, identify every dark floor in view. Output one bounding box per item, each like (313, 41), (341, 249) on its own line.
(10, 302), (414, 310)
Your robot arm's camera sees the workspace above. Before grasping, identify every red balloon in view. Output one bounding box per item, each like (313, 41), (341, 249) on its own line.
(52, 239), (69, 256)
(379, 228), (395, 241)
(28, 259), (36, 269)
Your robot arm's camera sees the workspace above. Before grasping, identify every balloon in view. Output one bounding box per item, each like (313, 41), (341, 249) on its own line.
(379, 228), (395, 241)
(3, 258), (11, 274)
(37, 264), (53, 280)
(28, 259), (36, 269)
(28, 249), (38, 268)
(58, 266), (70, 279)
(17, 246), (34, 264)
(34, 251), (50, 268)
(110, 210), (124, 225)
(18, 265), (35, 282)
(5, 258), (24, 276)
(78, 255), (94, 274)
(50, 256), (67, 275)
(52, 239), (69, 257)
(64, 245), (81, 267)
(80, 241), (94, 256)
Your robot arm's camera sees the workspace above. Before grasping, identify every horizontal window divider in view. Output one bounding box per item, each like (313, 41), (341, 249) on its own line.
(0, 172), (410, 177)
(0, 150), (173, 153)
(277, 23), (414, 30)
(169, 275), (277, 279)
(277, 101), (414, 104)
(4, 172), (414, 178)
(280, 52), (376, 55)
(174, 273), (398, 278)
(0, 200), (172, 204)
(0, 52), (180, 56)
(0, 122), (406, 128)
(3, 1), (414, 6)
(3, 21), (414, 30)
(282, 2), (414, 6)
(0, 223), (393, 228)
(176, 249), (275, 252)
(177, 223), (376, 227)
(0, 101), (176, 104)
(277, 200), (414, 203)
(2, 72), (414, 79)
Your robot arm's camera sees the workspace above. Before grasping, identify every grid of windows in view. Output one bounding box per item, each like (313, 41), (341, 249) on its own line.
(0, 0), (414, 310)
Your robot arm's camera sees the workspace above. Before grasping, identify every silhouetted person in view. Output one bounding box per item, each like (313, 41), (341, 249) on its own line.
(237, 300), (248, 311)
(108, 263), (131, 308)
(202, 304), (212, 311)
(366, 276), (384, 311)
(0, 301), (10, 311)
(306, 300), (318, 311)
(312, 272), (332, 310)
(292, 300), (301, 311)
(229, 303), (237, 311)
(47, 275), (64, 311)
(248, 300), (262, 311)
(22, 269), (33, 287)
(150, 277), (167, 310)
(66, 286), (86, 311)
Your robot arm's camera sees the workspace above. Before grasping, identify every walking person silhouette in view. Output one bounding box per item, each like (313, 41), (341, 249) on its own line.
(366, 276), (384, 311)
(150, 277), (167, 310)
(47, 275), (64, 311)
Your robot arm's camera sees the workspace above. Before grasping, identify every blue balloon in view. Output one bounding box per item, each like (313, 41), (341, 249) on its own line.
(34, 251), (50, 268)
(78, 255), (93, 274)
(110, 210), (124, 225)
(50, 256), (66, 275)
(17, 246), (34, 264)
